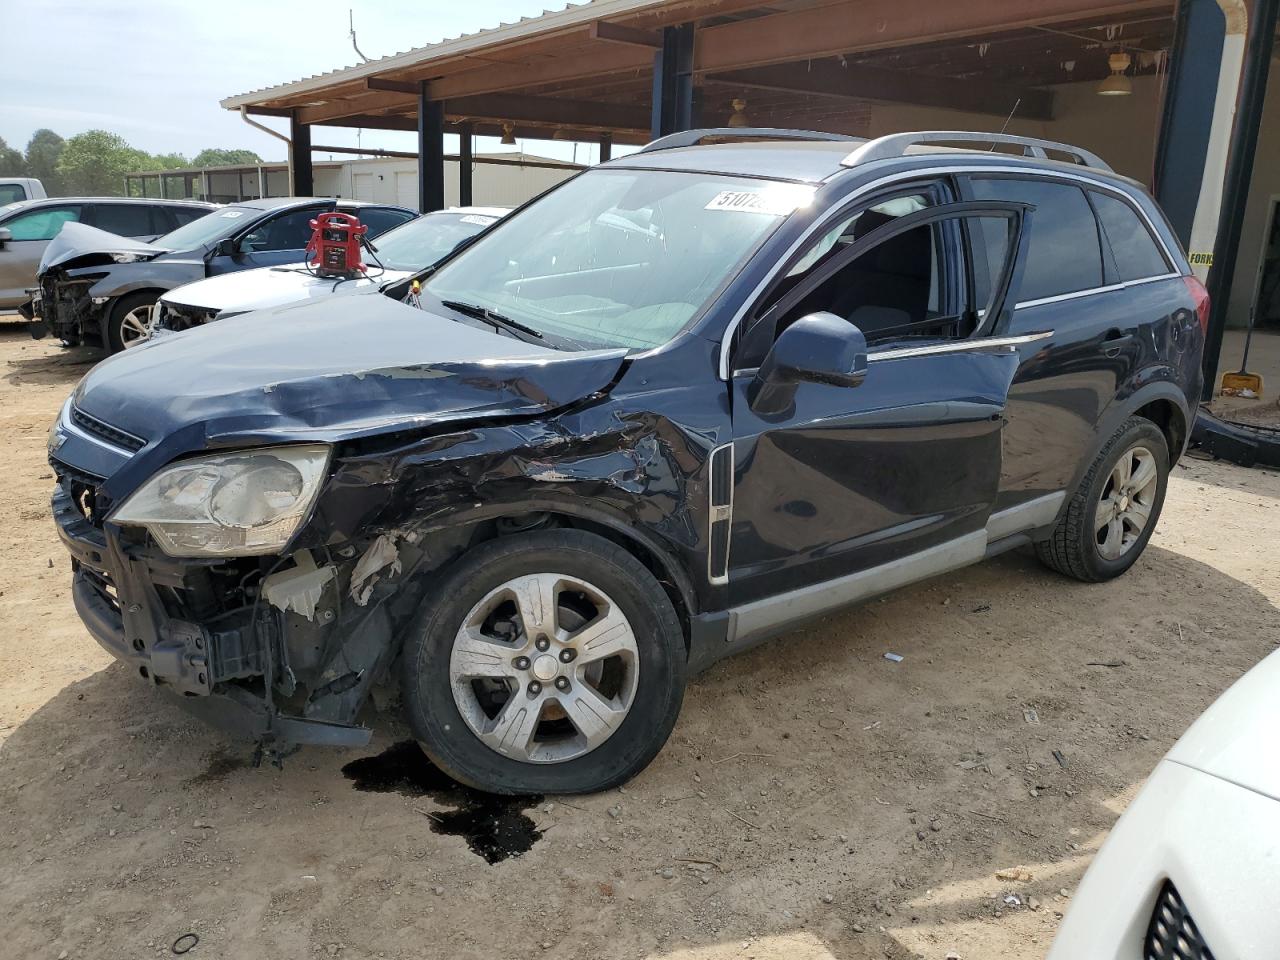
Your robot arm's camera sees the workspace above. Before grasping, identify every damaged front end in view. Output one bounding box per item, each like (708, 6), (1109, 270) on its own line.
(32, 222), (165, 343)
(47, 298), (697, 755)
(33, 268), (109, 344)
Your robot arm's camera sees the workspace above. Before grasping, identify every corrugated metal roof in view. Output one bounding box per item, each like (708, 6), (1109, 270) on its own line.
(220, 0), (670, 109)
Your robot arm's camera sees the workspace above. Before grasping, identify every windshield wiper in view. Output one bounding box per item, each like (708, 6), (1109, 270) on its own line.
(441, 299), (544, 340)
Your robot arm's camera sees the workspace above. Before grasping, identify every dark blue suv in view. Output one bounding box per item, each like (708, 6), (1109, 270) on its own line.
(48, 129), (1206, 794)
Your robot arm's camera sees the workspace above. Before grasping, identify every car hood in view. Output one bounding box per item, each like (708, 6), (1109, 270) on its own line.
(74, 294), (627, 451)
(162, 264), (412, 316)
(39, 221), (166, 273)
(1166, 647), (1280, 801)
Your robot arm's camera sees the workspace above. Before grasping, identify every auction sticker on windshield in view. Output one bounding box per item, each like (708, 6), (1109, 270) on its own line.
(704, 185), (814, 216)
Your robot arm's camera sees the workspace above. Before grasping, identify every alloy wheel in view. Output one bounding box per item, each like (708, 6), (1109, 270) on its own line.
(118, 306), (152, 348)
(448, 572), (640, 764)
(1095, 444), (1158, 561)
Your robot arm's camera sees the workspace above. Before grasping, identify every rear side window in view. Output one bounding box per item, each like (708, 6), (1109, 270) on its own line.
(5, 205), (81, 241)
(171, 207), (209, 227)
(240, 208), (323, 252)
(969, 178), (1103, 301)
(1091, 191), (1170, 281)
(0, 184), (27, 204)
(354, 207), (416, 237)
(89, 203), (156, 237)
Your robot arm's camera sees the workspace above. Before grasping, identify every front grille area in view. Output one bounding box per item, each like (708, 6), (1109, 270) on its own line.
(1146, 881), (1216, 960)
(71, 406), (145, 452)
(50, 456), (109, 527)
(157, 301), (217, 332)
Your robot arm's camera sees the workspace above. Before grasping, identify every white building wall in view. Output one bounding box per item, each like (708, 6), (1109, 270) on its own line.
(309, 154), (576, 209)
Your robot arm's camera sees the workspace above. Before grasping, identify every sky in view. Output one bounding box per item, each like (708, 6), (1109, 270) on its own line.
(1, 0), (612, 165)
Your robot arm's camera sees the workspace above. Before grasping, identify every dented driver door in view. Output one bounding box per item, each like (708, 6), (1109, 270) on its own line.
(724, 200), (1037, 606)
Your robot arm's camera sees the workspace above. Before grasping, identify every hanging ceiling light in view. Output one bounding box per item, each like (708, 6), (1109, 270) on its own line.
(727, 98), (750, 127)
(1097, 52), (1133, 96)
(500, 122), (516, 146)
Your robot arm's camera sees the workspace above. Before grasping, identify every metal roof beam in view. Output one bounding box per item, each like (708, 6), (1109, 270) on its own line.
(708, 60), (1055, 120)
(589, 20), (664, 47)
(446, 93), (651, 131)
(694, 0), (1167, 71)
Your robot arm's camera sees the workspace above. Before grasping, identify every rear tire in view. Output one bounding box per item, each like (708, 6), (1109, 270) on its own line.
(1036, 416), (1169, 582)
(104, 292), (158, 353)
(401, 529), (686, 795)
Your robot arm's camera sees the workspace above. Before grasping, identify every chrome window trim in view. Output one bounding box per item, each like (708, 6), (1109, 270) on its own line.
(1013, 272), (1181, 310)
(869, 330), (1052, 362)
(717, 164), (1182, 380)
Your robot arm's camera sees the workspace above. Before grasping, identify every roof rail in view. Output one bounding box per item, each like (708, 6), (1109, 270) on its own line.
(637, 128), (860, 154)
(841, 131), (1112, 172)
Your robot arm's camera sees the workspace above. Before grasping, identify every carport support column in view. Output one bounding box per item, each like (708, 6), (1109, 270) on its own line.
(598, 133), (612, 163)
(458, 121), (474, 208)
(650, 23), (696, 139)
(1200, 0), (1279, 398)
(417, 83), (446, 213)
(289, 114), (313, 196)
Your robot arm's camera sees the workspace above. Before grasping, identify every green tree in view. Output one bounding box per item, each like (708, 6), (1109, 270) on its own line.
(55, 130), (152, 196)
(24, 129), (65, 194)
(0, 136), (25, 177)
(191, 148), (263, 167)
(149, 152), (189, 170)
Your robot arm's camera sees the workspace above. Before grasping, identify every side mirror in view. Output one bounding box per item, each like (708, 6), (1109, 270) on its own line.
(0, 227), (11, 246)
(214, 237), (239, 258)
(748, 312), (868, 417)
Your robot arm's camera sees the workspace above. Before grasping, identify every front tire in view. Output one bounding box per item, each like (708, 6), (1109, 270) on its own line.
(401, 530), (687, 795)
(105, 292), (158, 353)
(1036, 416), (1169, 582)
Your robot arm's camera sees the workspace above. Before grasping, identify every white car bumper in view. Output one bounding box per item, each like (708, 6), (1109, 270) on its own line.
(1048, 759), (1280, 960)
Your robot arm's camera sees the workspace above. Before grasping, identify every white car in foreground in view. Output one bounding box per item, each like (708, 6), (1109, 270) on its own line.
(1048, 648), (1280, 960)
(150, 206), (507, 334)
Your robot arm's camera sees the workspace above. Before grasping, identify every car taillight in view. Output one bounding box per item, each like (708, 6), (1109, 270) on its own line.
(1183, 275), (1210, 334)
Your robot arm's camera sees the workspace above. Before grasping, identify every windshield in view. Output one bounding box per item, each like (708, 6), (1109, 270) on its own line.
(425, 169), (811, 350)
(371, 211), (500, 271)
(152, 206), (258, 250)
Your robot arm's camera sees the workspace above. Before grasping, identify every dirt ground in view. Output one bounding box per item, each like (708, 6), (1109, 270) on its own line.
(1, 319), (1278, 960)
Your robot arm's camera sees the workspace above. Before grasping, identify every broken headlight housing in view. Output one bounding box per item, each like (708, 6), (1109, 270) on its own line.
(111, 444), (331, 557)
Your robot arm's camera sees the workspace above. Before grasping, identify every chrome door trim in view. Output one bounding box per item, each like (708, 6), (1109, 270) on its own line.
(869, 330), (1052, 363)
(723, 487), (1069, 645)
(727, 532), (987, 645)
(985, 491), (1066, 542)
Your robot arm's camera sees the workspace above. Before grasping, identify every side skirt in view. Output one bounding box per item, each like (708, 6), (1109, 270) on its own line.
(696, 492), (1065, 666)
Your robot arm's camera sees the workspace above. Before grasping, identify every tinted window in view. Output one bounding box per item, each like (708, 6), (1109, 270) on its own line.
(354, 207), (415, 238)
(241, 208), (322, 252)
(5, 205), (81, 241)
(89, 203), (156, 237)
(970, 178), (1103, 301)
(0, 184), (27, 204)
(1092, 191), (1169, 281)
(171, 207), (209, 227)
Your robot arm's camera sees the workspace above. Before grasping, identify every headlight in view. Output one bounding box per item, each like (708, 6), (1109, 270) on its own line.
(111, 444), (331, 557)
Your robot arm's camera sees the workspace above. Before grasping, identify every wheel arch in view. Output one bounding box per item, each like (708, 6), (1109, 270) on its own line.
(408, 497), (701, 654)
(1051, 380), (1191, 532)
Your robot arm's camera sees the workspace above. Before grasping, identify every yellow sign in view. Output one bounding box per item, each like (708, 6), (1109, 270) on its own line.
(1189, 251), (1214, 266)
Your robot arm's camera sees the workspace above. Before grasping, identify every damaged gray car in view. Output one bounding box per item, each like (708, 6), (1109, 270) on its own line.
(49, 129), (1204, 794)
(32, 197), (415, 352)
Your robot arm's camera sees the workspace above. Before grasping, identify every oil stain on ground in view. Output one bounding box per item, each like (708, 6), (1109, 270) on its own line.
(185, 747), (250, 786)
(342, 740), (543, 864)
